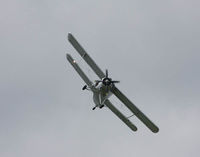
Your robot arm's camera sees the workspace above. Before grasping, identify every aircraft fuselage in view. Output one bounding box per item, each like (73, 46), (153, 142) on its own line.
(92, 83), (113, 108)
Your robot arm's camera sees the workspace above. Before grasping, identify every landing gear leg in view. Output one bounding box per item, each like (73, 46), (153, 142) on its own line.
(100, 105), (104, 109)
(82, 85), (87, 90)
(92, 107), (96, 110)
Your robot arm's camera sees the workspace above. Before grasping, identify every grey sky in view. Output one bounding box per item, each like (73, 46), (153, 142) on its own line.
(0, 0), (200, 157)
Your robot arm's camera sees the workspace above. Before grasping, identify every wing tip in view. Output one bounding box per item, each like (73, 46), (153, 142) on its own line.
(132, 126), (137, 132)
(129, 122), (137, 132)
(66, 53), (71, 59)
(68, 32), (73, 41)
(152, 127), (159, 133)
(66, 53), (76, 64)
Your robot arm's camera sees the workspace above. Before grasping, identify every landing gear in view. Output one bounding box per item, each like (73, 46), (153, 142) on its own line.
(92, 105), (104, 110)
(92, 107), (96, 110)
(100, 105), (104, 109)
(82, 85), (87, 90)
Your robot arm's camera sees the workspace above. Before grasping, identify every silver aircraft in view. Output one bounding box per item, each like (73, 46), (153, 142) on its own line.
(66, 33), (159, 133)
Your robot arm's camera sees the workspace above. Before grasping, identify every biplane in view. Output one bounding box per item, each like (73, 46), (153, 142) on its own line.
(66, 33), (159, 133)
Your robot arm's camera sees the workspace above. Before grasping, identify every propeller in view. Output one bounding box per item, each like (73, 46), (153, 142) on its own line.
(95, 69), (120, 91)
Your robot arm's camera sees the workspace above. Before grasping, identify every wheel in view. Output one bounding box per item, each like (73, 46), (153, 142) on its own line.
(100, 105), (104, 109)
(82, 85), (87, 90)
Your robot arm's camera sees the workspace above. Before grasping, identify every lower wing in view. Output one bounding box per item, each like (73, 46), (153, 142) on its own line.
(112, 87), (159, 133)
(104, 99), (137, 132)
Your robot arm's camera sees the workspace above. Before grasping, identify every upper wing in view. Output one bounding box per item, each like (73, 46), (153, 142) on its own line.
(66, 54), (93, 87)
(104, 99), (137, 132)
(112, 87), (159, 133)
(68, 33), (105, 79)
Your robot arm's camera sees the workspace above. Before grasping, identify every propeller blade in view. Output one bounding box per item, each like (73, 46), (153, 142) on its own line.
(111, 81), (120, 83)
(106, 69), (108, 78)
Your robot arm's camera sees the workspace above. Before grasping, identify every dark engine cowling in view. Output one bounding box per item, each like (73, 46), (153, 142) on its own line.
(102, 77), (112, 86)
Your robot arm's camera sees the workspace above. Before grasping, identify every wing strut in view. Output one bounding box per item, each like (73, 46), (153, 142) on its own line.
(104, 100), (137, 131)
(112, 87), (159, 133)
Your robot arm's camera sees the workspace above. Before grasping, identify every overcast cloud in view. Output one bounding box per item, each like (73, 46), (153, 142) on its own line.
(0, 0), (200, 157)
